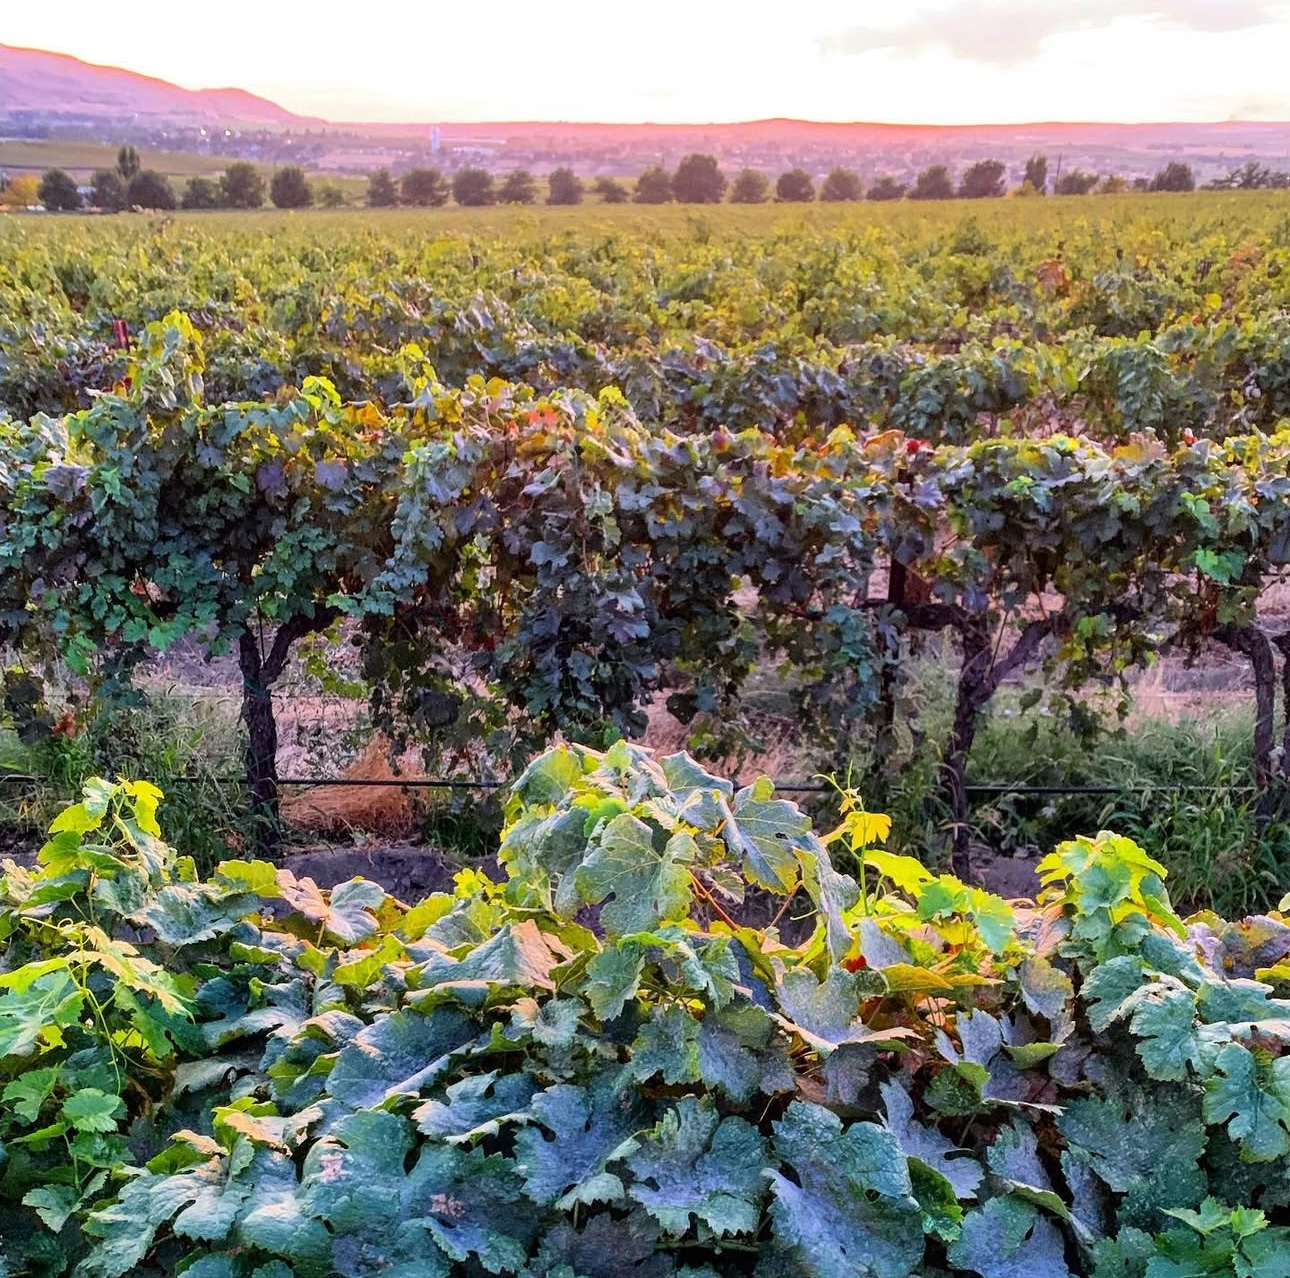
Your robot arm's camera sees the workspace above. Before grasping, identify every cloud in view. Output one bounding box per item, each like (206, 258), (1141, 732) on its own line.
(820, 0), (1285, 66)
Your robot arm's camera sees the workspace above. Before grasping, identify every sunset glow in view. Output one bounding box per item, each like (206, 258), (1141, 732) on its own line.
(6, 0), (1290, 124)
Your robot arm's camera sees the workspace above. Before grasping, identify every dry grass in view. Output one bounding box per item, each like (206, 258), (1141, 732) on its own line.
(280, 736), (421, 836)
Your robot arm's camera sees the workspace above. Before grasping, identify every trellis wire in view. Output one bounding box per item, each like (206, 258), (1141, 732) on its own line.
(0, 773), (1260, 797)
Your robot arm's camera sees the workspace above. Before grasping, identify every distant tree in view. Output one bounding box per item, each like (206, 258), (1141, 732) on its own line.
(1208, 162), (1266, 190)
(1023, 154), (1049, 195)
(127, 171), (176, 210)
(592, 176), (628, 204)
(546, 167), (584, 205)
(180, 177), (221, 209)
(958, 159), (1007, 199)
(400, 168), (448, 207)
(910, 164), (955, 200)
(222, 162), (266, 209)
(367, 169), (400, 207)
(1098, 175), (1128, 194)
(729, 168), (770, 204)
(452, 168), (496, 207)
(866, 176), (907, 202)
(91, 168), (127, 211)
(1054, 169), (1099, 195)
(673, 153), (727, 204)
(633, 165), (674, 204)
(38, 169), (81, 212)
(270, 166), (312, 209)
(497, 170), (538, 204)
(776, 169), (815, 202)
(316, 184), (348, 208)
(1228, 162), (1290, 189)
(820, 167), (863, 202)
(2, 174), (40, 207)
(116, 144), (141, 181)
(1150, 161), (1196, 193)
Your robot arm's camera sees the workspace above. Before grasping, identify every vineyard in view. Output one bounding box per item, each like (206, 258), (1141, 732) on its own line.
(4, 195), (1290, 1274)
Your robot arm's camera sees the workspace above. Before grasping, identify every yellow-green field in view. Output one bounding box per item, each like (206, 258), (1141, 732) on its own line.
(2, 185), (1287, 237)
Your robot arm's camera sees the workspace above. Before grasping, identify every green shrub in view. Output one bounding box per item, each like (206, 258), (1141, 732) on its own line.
(5, 746), (1290, 1275)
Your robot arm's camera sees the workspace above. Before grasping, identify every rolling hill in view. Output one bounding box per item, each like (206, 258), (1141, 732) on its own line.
(0, 43), (320, 125)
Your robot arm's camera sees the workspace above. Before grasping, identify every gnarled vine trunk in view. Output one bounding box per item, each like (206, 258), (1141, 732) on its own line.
(1217, 623), (1278, 824)
(906, 609), (1053, 881)
(238, 610), (340, 855)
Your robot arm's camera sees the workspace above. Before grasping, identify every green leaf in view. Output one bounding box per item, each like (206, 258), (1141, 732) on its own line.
(279, 873), (384, 944)
(526, 1209), (668, 1278)
(575, 814), (694, 936)
(583, 941), (646, 1021)
(1238, 1230), (1290, 1278)
(697, 1002), (790, 1102)
(1129, 985), (1205, 1082)
(22, 1184), (79, 1233)
(774, 967), (913, 1055)
(1059, 1084), (1207, 1225)
(947, 1196), (1072, 1278)
(414, 920), (564, 994)
(1080, 955), (1146, 1031)
(2, 1066), (61, 1122)
(627, 1097), (766, 1237)
(327, 1008), (476, 1109)
(131, 883), (252, 947)
(62, 1088), (123, 1133)
(722, 779), (810, 893)
(881, 1080), (983, 1200)
(512, 744), (585, 804)
(768, 1101), (924, 1278)
(1203, 1042), (1290, 1162)
(512, 1078), (644, 1209)
(80, 1147), (238, 1278)
(413, 1071), (537, 1144)
(0, 969), (84, 1058)
(300, 1110), (532, 1274)
(631, 1004), (702, 1085)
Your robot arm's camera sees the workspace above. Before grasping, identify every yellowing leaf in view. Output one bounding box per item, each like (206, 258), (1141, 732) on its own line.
(881, 964), (955, 994)
(864, 851), (933, 894)
(849, 812), (892, 848)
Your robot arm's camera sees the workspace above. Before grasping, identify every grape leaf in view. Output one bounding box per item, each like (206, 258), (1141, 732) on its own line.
(881, 1080), (983, 1200)
(413, 1070), (537, 1144)
(768, 1101), (924, 1278)
(627, 1097), (767, 1237)
(721, 780), (810, 893)
(513, 1078), (644, 1209)
(575, 815), (694, 936)
(62, 1089), (123, 1133)
(326, 1008), (476, 1109)
(278, 873), (384, 944)
(947, 1196), (1072, 1278)
(1203, 1042), (1290, 1162)
(583, 942), (646, 1021)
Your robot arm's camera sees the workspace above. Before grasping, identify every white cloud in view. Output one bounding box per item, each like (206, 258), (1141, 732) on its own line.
(821, 0), (1286, 66)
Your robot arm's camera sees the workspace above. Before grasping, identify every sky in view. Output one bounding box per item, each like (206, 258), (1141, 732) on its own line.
(6, 0), (1290, 124)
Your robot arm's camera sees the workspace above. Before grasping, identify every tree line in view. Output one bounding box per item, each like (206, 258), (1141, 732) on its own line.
(366, 153), (1277, 207)
(6, 145), (1286, 216)
(4, 145), (340, 213)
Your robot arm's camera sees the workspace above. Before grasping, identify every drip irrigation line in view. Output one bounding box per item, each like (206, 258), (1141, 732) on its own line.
(0, 773), (1262, 797)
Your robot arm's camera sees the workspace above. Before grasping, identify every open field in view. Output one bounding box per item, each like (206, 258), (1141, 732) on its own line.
(0, 137), (247, 178)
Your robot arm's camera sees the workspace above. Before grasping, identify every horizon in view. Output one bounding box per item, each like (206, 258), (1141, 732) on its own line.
(6, 0), (1290, 127)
